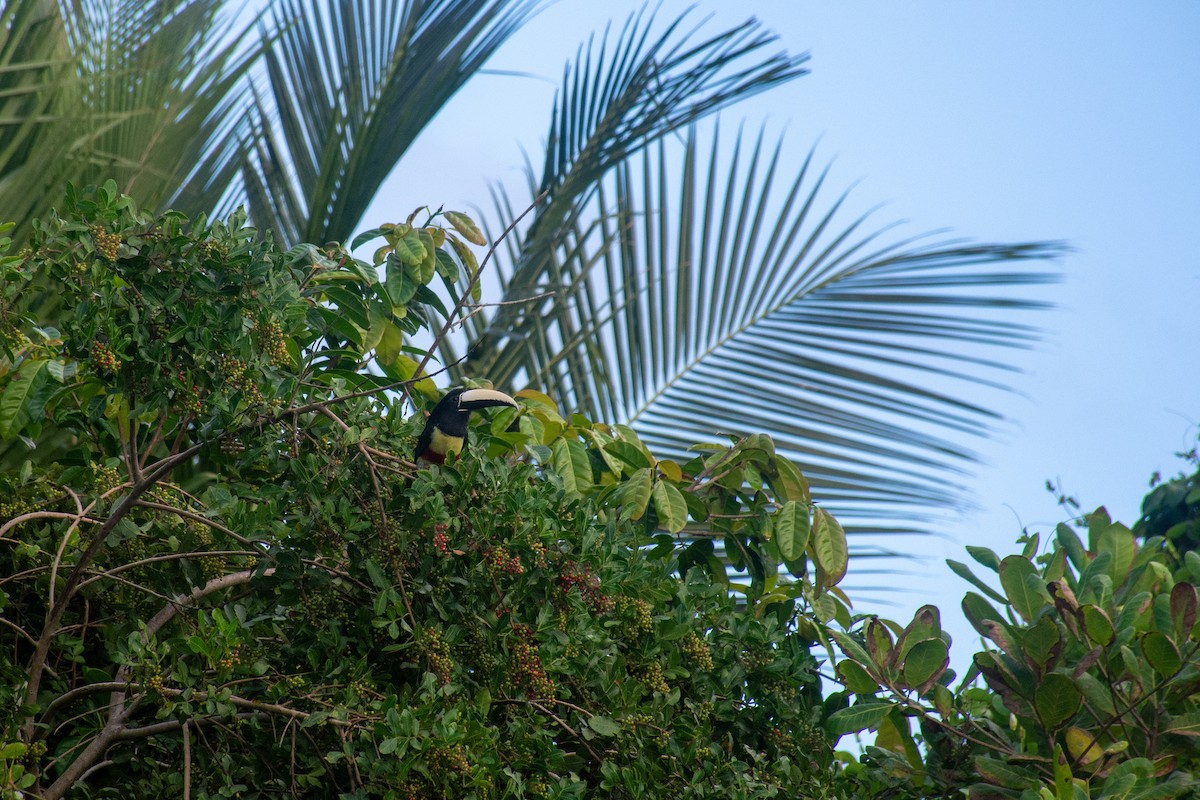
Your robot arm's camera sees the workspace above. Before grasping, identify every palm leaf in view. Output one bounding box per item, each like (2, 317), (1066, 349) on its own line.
(239, 0), (539, 245)
(463, 7), (810, 373)
(0, 0), (259, 246)
(474, 123), (1064, 544)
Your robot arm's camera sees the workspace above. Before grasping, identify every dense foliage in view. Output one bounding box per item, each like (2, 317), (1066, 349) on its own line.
(0, 186), (850, 799)
(830, 511), (1200, 799)
(1, 187), (1191, 800)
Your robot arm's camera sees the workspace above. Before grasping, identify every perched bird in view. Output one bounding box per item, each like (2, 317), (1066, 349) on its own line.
(414, 388), (518, 465)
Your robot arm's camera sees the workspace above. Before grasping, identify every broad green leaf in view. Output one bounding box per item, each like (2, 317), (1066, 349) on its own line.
(824, 701), (893, 737)
(586, 715), (620, 737)
(998, 555), (1048, 622)
(773, 501), (810, 562)
(901, 638), (948, 694)
(388, 355), (436, 399)
(651, 479), (687, 533)
(0, 358), (50, 437)
(551, 438), (592, 497)
(444, 211), (486, 246)
(811, 507), (847, 586)
(605, 440), (652, 472)
(1139, 631), (1181, 677)
(896, 605), (941, 663)
(384, 255), (419, 308)
(835, 658), (880, 695)
(1034, 673), (1080, 729)
(765, 455), (809, 503)
(0, 742), (26, 760)
(1096, 520), (1137, 583)
(1022, 615), (1063, 672)
(621, 468), (653, 521)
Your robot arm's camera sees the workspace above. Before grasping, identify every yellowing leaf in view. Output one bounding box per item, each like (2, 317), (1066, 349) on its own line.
(445, 210), (486, 246)
(622, 468), (653, 521)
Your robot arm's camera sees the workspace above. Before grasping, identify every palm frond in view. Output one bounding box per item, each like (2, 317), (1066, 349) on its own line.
(464, 7), (809, 374)
(0, 0), (259, 245)
(241, 0), (539, 245)
(474, 123), (1064, 542)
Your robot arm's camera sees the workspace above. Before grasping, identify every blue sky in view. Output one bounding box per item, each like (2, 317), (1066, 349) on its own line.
(363, 2), (1200, 664)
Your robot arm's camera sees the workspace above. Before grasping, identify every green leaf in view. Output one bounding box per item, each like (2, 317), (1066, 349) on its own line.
(1096, 520), (1136, 583)
(384, 255), (419, 308)
(1034, 673), (1081, 729)
(551, 438), (593, 497)
(1021, 615), (1063, 672)
(773, 501), (810, 562)
(651, 480), (688, 534)
(825, 701), (893, 737)
(1056, 523), (1087, 571)
(998, 555), (1048, 622)
(1139, 631), (1181, 677)
(444, 211), (486, 246)
(393, 229), (427, 267)
(961, 591), (1008, 638)
(835, 659), (880, 695)
(765, 455), (809, 504)
(947, 559), (1010, 604)
(975, 756), (1037, 790)
(811, 507), (847, 586)
(901, 638), (949, 694)
(1081, 605), (1115, 647)
(0, 359), (51, 437)
(621, 468), (653, 521)
(966, 545), (1002, 572)
(586, 715), (620, 737)
(0, 742), (27, 760)
(605, 440), (652, 471)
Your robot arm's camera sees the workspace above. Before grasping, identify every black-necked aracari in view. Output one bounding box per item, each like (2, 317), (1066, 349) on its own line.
(414, 388), (518, 465)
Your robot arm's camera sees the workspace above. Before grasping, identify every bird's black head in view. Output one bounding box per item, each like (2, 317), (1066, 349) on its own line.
(415, 387), (518, 463)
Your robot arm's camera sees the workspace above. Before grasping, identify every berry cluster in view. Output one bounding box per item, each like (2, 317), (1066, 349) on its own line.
(638, 660), (669, 695)
(509, 624), (555, 698)
(284, 674), (307, 692)
(217, 645), (242, 672)
(90, 225), (121, 261)
(421, 626), (453, 685)
(486, 545), (523, 576)
(429, 744), (470, 775)
(255, 318), (289, 366)
(89, 463), (122, 493)
(616, 596), (653, 636)
(432, 523), (450, 555)
(680, 631), (714, 671)
(557, 561), (612, 614)
(90, 340), (119, 374)
(214, 354), (263, 407)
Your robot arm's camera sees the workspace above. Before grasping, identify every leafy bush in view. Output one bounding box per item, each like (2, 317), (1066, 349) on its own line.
(0, 185), (853, 799)
(830, 508), (1200, 799)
